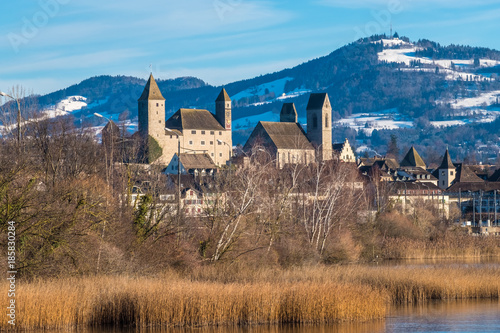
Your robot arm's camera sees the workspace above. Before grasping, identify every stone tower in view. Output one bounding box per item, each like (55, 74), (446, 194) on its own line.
(438, 148), (456, 189)
(215, 88), (231, 130)
(306, 93), (332, 161)
(280, 103), (298, 123)
(138, 74), (166, 140)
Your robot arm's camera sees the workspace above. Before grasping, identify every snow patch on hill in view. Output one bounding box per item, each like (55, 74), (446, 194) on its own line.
(231, 77), (293, 101)
(334, 109), (413, 136)
(448, 90), (500, 109)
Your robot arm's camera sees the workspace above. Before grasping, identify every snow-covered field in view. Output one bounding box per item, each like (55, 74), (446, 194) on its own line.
(376, 38), (500, 82)
(448, 90), (500, 109)
(334, 109), (413, 136)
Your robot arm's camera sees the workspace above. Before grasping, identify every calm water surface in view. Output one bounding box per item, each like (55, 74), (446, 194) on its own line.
(101, 299), (500, 333)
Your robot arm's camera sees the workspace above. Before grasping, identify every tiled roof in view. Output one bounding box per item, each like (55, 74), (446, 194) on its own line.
(439, 149), (455, 169)
(179, 153), (217, 170)
(245, 121), (314, 151)
(400, 146), (426, 169)
(216, 88), (231, 102)
(454, 164), (485, 183)
(138, 74), (165, 101)
(306, 93), (330, 110)
(165, 108), (225, 131)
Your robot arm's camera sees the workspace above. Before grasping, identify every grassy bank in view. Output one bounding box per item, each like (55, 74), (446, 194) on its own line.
(2, 264), (499, 330)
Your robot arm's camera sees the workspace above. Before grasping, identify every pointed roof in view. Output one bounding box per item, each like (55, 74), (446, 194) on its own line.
(454, 164), (485, 183)
(400, 146), (426, 169)
(439, 149), (455, 169)
(138, 74), (165, 101)
(306, 93), (331, 110)
(216, 88), (231, 102)
(280, 103), (297, 123)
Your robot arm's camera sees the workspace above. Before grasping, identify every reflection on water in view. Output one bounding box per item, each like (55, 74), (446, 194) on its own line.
(90, 299), (500, 333)
(373, 256), (500, 267)
(387, 299), (500, 332)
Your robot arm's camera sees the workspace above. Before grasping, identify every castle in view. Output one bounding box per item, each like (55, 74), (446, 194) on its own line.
(137, 74), (232, 166)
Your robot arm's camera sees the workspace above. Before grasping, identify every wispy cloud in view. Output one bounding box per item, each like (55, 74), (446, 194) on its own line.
(317, 0), (500, 9)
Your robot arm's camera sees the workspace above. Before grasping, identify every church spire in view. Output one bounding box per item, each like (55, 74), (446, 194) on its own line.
(138, 74), (165, 101)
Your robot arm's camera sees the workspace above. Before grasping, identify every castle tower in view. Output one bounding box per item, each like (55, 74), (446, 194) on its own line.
(306, 93), (332, 161)
(138, 74), (165, 140)
(280, 103), (298, 123)
(215, 88), (231, 130)
(438, 148), (456, 189)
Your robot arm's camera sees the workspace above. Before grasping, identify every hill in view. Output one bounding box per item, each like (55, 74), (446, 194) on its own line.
(4, 35), (500, 162)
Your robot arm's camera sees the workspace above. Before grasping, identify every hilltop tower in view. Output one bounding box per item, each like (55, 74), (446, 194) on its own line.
(215, 88), (231, 130)
(306, 93), (332, 161)
(138, 74), (166, 140)
(438, 148), (456, 189)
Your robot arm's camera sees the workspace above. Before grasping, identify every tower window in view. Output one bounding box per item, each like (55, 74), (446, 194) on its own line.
(189, 141), (193, 145)
(192, 130), (196, 134)
(159, 120), (161, 124)
(156, 103), (159, 107)
(210, 141), (214, 145)
(218, 141), (222, 145)
(201, 141), (205, 146)
(219, 131), (222, 135)
(325, 114), (329, 128)
(201, 131), (206, 135)
(312, 114), (318, 129)
(219, 153), (222, 157)
(210, 131), (214, 135)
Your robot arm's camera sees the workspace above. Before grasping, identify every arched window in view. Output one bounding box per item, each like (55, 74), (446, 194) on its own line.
(325, 114), (329, 128)
(312, 114), (318, 129)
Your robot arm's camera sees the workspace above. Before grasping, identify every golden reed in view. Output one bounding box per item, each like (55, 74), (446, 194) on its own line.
(0, 273), (385, 330)
(2, 265), (499, 330)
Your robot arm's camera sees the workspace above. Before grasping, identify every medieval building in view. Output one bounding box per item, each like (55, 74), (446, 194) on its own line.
(137, 74), (232, 166)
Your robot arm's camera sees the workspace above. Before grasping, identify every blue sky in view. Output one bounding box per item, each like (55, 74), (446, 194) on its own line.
(1, 0), (500, 96)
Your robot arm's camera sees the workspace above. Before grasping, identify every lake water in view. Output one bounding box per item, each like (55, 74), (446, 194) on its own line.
(103, 299), (500, 333)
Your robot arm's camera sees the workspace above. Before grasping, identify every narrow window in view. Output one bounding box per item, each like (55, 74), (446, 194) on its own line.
(219, 131), (222, 135)
(312, 114), (318, 129)
(210, 141), (214, 145)
(210, 131), (214, 135)
(201, 131), (206, 135)
(219, 153), (222, 157)
(189, 141), (193, 145)
(325, 114), (329, 128)
(201, 141), (205, 146)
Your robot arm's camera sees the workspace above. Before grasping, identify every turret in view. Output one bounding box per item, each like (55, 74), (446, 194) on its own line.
(215, 88), (231, 130)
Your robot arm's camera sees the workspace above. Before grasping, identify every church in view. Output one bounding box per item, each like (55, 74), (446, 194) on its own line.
(243, 93), (355, 168)
(137, 74), (232, 166)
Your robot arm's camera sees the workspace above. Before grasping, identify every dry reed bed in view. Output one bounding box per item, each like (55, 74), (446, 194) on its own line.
(381, 236), (500, 259)
(2, 265), (499, 330)
(0, 275), (385, 330)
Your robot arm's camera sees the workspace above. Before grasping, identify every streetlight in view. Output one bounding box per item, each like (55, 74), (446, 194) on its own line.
(0, 91), (21, 146)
